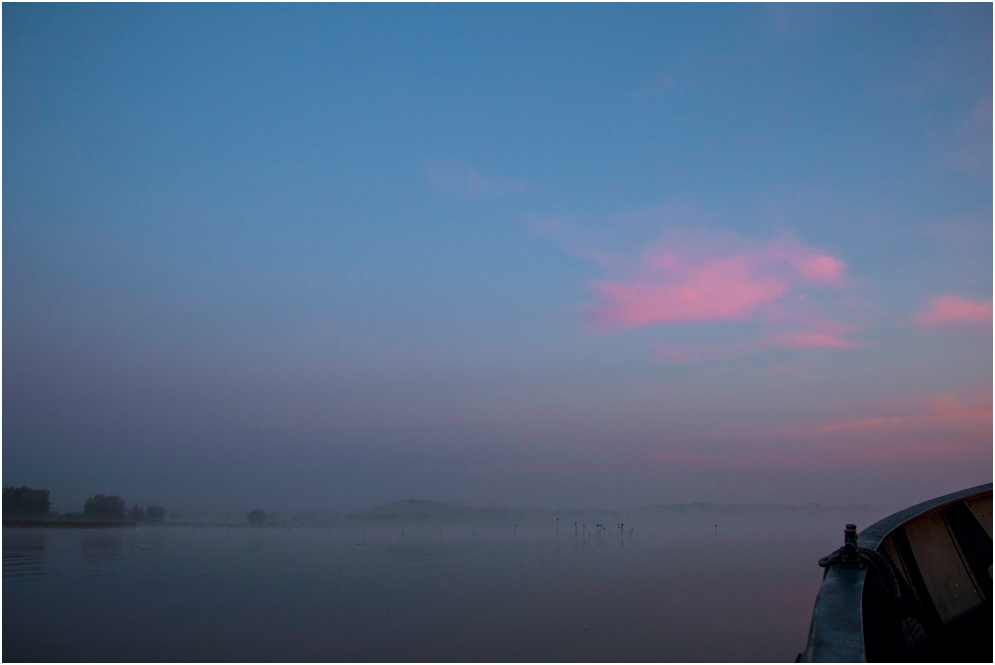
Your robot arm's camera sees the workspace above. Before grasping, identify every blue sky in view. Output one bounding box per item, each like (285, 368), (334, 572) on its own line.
(4, 4), (991, 513)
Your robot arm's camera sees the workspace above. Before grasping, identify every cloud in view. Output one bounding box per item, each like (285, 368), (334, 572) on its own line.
(647, 389), (991, 469)
(422, 159), (531, 199)
(765, 331), (861, 349)
(591, 264), (786, 326)
(763, 318), (864, 349)
(921, 393), (994, 422)
(805, 391), (992, 449)
(914, 294), (993, 328)
(923, 207), (993, 245)
(648, 322), (861, 365)
(765, 4), (831, 43)
(651, 343), (727, 363)
(634, 71), (675, 100)
(949, 98), (993, 178)
(582, 236), (861, 358)
(586, 238), (845, 330)
(813, 417), (892, 435)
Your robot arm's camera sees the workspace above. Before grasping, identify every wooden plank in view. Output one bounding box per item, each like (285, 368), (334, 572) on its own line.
(879, 535), (912, 596)
(904, 511), (983, 624)
(965, 495), (992, 538)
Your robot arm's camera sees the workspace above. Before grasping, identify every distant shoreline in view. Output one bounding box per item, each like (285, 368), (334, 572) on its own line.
(2, 519), (263, 529)
(3, 519), (137, 529)
(4, 500), (889, 530)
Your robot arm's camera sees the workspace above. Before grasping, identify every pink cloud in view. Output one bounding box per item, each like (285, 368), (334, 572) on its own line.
(592, 261), (787, 325)
(764, 239), (846, 285)
(652, 343), (726, 363)
(645, 389), (991, 471)
(799, 392), (988, 437)
(587, 238), (846, 331)
(814, 417), (892, 435)
(914, 295), (992, 328)
(809, 392), (991, 436)
(801, 391), (992, 463)
(765, 330), (863, 349)
(921, 394), (993, 422)
(649, 318), (862, 363)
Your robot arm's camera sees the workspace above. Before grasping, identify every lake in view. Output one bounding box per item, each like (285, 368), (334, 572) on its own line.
(3, 505), (886, 662)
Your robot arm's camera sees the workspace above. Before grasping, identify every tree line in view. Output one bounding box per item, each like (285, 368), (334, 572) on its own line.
(5, 486), (269, 526)
(3, 486), (165, 523)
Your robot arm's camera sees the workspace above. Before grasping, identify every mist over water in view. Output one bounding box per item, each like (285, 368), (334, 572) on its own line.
(4, 4), (990, 661)
(4, 504), (885, 662)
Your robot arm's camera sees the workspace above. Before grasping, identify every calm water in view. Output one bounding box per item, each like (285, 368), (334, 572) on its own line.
(3, 506), (885, 662)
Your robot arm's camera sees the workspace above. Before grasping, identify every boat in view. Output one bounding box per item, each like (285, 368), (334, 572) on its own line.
(798, 482), (992, 662)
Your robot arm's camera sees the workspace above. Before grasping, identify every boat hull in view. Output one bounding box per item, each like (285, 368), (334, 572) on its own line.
(799, 483), (992, 662)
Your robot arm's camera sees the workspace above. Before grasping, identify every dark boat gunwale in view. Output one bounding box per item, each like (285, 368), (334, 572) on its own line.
(799, 482), (993, 662)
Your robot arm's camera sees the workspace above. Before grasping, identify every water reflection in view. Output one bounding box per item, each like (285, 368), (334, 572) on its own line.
(2, 529), (46, 581)
(82, 531), (123, 577)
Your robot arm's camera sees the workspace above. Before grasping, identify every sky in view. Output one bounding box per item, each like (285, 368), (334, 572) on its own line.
(4, 4), (992, 515)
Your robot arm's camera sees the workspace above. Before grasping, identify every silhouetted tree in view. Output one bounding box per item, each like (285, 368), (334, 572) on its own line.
(3, 487), (51, 518)
(83, 494), (126, 519)
(129, 504), (145, 521)
(144, 505), (166, 523)
(247, 508), (266, 525)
